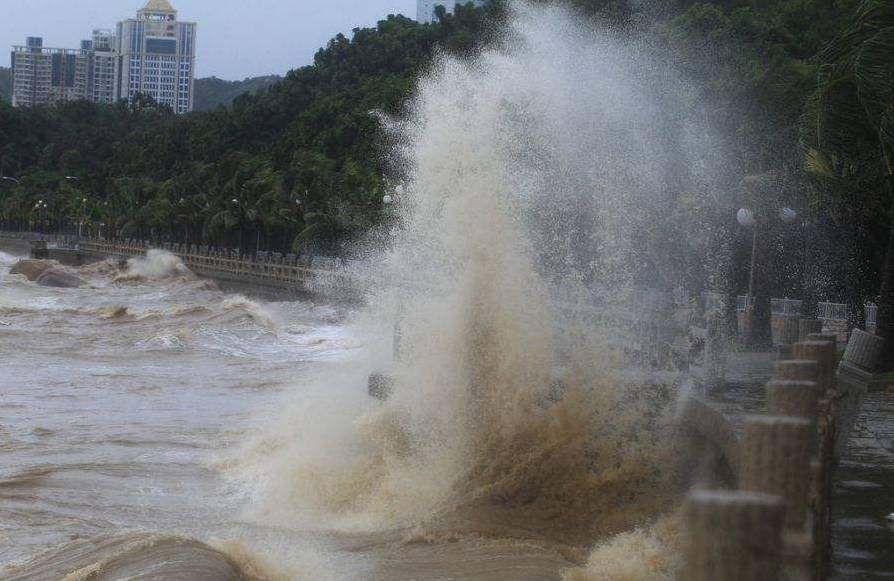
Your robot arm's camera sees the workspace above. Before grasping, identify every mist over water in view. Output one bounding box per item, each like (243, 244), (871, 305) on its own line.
(2, 3), (728, 580)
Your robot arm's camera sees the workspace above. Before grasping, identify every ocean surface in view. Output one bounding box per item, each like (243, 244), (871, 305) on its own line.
(0, 247), (686, 580)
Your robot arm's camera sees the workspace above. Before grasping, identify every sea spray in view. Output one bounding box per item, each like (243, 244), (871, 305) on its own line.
(115, 249), (195, 282)
(229, 0), (721, 539)
(224, 2), (732, 578)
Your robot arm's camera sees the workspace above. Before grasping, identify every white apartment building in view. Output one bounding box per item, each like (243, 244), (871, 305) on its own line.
(416, 0), (488, 24)
(117, 0), (197, 114)
(9, 0), (196, 113)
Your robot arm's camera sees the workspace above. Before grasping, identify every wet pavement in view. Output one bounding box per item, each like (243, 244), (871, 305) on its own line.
(831, 389), (894, 580)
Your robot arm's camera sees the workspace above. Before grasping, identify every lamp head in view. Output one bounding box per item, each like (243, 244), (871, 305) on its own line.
(736, 208), (755, 227)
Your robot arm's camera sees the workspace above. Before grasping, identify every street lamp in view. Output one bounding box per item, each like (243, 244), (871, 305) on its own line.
(78, 197), (89, 239)
(737, 206), (796, 303)
(737, 205), (797, 344)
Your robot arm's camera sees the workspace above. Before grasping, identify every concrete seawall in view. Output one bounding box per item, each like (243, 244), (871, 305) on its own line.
(77, 240), (363, 299)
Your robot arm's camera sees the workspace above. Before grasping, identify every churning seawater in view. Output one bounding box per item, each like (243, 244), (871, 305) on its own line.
(1, 3), (733, 578)
(0, 248), (372, 579)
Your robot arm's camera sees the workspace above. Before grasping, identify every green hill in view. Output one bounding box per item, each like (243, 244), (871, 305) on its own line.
(193, 75), (282, 111)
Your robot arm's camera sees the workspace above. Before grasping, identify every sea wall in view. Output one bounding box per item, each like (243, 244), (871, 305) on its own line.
(76, 240), (362, 298)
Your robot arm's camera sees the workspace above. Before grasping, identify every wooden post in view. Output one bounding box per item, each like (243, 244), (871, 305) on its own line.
(684, 489), (785, 581)
(739, 415), (812, 531)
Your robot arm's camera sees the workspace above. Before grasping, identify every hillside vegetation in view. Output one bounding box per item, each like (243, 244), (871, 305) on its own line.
(193, 75), (282, 111)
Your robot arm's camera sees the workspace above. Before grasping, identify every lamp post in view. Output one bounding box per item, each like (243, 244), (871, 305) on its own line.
(33, 200), (48, 237)
(78, 197), (88, 239)
(737, 205), (797, 344)
(65, 176), (80, 238)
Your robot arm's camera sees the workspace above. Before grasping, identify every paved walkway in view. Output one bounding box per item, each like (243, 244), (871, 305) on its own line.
(831, 389), (894, 580)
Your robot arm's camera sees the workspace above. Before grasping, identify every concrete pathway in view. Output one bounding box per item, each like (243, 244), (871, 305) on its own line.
(831, 389), (894, 580)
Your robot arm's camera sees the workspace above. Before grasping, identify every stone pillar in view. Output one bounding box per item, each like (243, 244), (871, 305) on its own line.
(766, 380), (820, 422)
(773, 315), (801, 347)
(766, 380), (821, 451)
(807, 332), (839, 347)
(842, 328), (885, 372)
(739, 415), (812, 531)
(684, 489), (785, 581)
(792, 341), (836, 394)
(774, 360), (820, 383)
(799, 319), (824, 341)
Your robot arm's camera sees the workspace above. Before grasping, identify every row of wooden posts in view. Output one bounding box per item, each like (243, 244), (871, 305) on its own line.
(683, 322), (885, 580)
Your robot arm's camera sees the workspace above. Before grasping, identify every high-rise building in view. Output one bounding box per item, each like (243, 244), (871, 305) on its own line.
(8, 0), (196, 113)
(117, 0), (197, 114)
(10, 37), (92, 107)
(416, 0), (488, 24)
(89, 30), (119, 104)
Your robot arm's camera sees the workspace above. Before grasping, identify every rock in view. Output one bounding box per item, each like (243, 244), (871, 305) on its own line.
(36, 268), (83, 288)
(9, 259), (59, 281)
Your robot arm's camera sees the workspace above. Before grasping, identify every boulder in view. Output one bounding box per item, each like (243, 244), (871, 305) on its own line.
(9, 259), (59, 281)
(36, 268), (83, 288)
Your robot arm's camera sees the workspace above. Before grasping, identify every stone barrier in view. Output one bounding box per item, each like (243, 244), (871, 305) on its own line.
(683, 325), (884, 580)
(683, 490), (785, 581)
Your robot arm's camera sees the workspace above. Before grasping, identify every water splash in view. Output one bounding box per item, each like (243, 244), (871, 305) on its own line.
(115, 249), (195, 282)
(228, 5), (722, 569)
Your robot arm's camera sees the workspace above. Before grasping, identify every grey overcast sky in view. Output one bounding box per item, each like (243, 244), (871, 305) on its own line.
(2, 0), (417, 79)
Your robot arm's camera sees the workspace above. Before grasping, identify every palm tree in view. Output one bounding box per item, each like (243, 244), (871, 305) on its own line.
(803, 0), (894, 368)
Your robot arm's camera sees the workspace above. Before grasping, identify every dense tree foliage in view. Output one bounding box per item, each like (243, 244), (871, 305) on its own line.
(0, 67), (10, 102)
(193, 75), (282, 111)
(802, 0), (894, 363)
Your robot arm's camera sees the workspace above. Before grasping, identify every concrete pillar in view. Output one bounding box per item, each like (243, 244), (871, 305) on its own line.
(807, 332), (839, 348)
(766, 380), (821, 422)
(798, 319), (823, 341)
(684, 489), (784, 581)
(739, 415), (812, 531)
(766, 380), (821, 452)
(792, 341), (836, 394)
(842, 328), (885, 371)
(774, 359), (820, 383)
(773, 314), (801, 347)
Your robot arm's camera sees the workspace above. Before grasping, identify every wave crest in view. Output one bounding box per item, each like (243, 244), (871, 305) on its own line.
(114, 249), (195, 283)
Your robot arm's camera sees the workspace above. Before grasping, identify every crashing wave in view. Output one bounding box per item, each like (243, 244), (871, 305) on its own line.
(114, 250), (195, 283)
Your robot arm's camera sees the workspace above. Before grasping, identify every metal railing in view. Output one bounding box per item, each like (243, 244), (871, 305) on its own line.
(865, 303), (878, 329)
(817, 302), (848, 322)
(771, 298), (803, 316)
